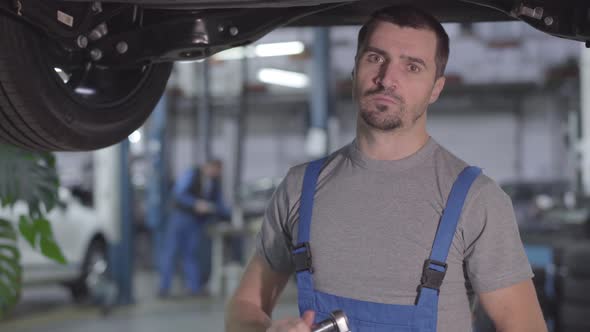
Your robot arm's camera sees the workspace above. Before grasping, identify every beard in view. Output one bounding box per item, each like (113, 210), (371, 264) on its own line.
(358, 86), (406, 131)
(360, 103), (403, 131)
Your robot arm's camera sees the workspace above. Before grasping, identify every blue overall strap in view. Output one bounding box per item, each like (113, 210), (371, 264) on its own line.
(294, 157), (326, 301)
(297, 158), (326, 244)
(430, 166), (482, 264)
(421, 165), (481, 288)
(417, 166), (482, 315)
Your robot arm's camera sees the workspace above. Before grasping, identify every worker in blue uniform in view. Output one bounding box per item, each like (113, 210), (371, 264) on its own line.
(158, 159), (231, 297)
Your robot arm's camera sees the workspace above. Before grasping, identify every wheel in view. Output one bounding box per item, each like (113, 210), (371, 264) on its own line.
(0, 14), (172, 151)
(562, 244), (590, 278)
(561, 278), (590, 304)
(558, 303), (590, 331)
(555, 244), (590, 331)
(67, 239), (109, 303)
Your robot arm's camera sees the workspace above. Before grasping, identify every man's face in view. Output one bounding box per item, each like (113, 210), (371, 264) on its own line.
(204, 163), (222, 178)
(353, 22), (445, 132)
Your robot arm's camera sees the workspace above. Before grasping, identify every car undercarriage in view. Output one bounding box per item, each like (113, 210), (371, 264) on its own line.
(0, 0), (588, 150)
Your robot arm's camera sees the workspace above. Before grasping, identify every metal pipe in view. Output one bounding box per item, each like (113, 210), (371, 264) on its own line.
(198, 60), (212, 162)
(579, 44), (590, 194)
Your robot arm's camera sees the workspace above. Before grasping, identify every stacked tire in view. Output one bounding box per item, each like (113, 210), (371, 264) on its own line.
(557, 244), (590, 332)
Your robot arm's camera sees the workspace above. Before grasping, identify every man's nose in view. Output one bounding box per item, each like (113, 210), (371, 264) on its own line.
(374, 63), (399, 90)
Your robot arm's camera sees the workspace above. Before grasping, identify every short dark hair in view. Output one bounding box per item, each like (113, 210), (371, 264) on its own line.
(356, 5), (449, 78)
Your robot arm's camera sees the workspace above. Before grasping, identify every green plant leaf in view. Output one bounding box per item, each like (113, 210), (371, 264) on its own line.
(0, 219), (22, 317)
(0, 219), (17, 241)
(0, 145), (61, 317)
(39, 237), (66, 265)
(18, 215), (36, 249)
(33, 218), (53, 239)
(0, 144), (59, 215)
(17, 216), (66, 265)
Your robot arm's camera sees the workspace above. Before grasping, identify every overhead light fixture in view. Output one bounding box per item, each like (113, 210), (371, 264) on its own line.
(255, 41), (305, 57)
(213, 47), (249, 61)
(213, 41), (305, 61)
(257, 68), (309, 88)
(128, 130), (142, 144)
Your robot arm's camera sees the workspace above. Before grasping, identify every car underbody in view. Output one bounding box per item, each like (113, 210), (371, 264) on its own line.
(0, 0), (588, 150)
(1, 1), (588, 65)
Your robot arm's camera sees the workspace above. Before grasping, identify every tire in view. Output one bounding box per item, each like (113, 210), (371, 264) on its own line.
(558, 303), (590, 331)
(561, 278), (590, 304)
(0, 14), (173, 151)
(67, 239), (109, 303)
(562, 244), (590, 279)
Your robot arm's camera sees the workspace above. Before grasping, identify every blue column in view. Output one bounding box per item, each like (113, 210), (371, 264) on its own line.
(310, 27), (330, 130)
(198, 60), (212, 162)
(146, 95), (169, 270)
(307, 27), (331, 157)
(110, 139), (134, 305)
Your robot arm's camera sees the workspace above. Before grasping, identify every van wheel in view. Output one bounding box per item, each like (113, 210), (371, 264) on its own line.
(0, 14), (172, 151)
(67, 240), (108, 303)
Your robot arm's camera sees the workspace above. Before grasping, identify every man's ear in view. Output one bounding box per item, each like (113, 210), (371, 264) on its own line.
(429, 76), (446, 104)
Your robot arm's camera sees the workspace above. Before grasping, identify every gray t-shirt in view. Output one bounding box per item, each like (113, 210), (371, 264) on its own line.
(256, 138), (533, 332)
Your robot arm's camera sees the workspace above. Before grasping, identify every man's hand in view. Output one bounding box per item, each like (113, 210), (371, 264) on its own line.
(194, 200), (214, 214)
(267, 310), (315, 332)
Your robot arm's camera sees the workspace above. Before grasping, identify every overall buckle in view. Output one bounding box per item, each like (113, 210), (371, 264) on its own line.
(293, 242), (313, 273)
(420, 259), (447, 292)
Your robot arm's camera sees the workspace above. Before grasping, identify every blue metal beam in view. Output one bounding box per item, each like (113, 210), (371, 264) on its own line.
(307, 27), (332, 157)
(310, 27), (331, 132)
(198, 61), (212, 162)
(110, 139), (134, 305)
(146, 96), (169, 271)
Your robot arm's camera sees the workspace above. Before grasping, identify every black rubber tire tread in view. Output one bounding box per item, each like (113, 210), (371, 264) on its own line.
(557, 327), (589, 332)
(0, 14), (172, 151)
(561, 278), (590, 304)
(562, 243), (590, 279)
(559, 303), (590, 329)
(68, 239), (108, 303)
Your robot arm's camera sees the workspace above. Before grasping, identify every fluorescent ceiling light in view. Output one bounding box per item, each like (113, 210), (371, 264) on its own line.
(213, 41), (304, 61)
(255, 42), (305, 57)
(257, 68), (309, 88)
(128, 130), (142, 144)
(214, 47), (249, 61)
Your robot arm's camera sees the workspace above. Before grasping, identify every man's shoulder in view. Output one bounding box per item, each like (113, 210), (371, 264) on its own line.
(432, 141), (506, 202)
(281, 144), (350, 194)
(263, 145), (350, 222)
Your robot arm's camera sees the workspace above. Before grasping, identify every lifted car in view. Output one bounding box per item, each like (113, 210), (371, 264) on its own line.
(0, 0), (588, 151)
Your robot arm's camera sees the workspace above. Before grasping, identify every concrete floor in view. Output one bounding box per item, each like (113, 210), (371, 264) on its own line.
(1, 270), (299, 332)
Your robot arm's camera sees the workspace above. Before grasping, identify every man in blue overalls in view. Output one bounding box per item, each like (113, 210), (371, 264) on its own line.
(158, 159), (230, 297)
(225, 5), (546, 332)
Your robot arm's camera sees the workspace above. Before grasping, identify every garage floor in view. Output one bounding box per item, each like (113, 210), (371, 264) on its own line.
(1, 270), (299, 332)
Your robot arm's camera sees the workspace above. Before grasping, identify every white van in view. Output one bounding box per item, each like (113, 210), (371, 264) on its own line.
(0, 187), (112, 302)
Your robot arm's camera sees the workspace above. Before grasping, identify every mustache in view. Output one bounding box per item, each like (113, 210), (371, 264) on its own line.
(363, 87), (404, 104)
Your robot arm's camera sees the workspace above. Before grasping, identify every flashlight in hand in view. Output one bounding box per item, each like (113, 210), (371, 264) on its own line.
(311, 310), (351, 332)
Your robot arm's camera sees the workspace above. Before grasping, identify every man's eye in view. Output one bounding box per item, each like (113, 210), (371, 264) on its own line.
(408, 64), (421, 73)
(367, 54), (383, 63)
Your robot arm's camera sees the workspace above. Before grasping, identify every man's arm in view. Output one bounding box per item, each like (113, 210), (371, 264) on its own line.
(225, 253), (291, 332)
(172, 170), (196, 206)
(478, 279), (547, 332)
